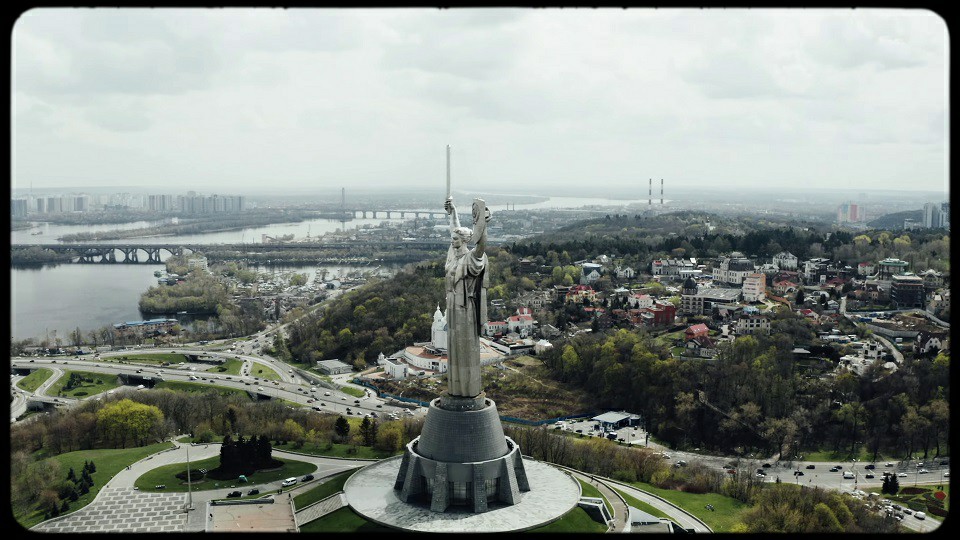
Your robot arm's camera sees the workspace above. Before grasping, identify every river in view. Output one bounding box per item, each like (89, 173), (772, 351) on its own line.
(10, 195), (653, 342)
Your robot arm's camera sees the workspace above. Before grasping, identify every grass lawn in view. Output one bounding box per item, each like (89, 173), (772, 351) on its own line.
(613, 487), (671, 520)
(627, 481), (750, 532)
(16, 441), (173, 530)
(153, 381), (253, 399)
(207, 358), (243, 375)
(134, 456), (316, 493)
(250, 363), (281, 380)
(865, 483), (949, 513)
(293, 468), (360, 509)
(339, 385), (366, 398)
(16, 368), (53, 392)
(273, 441), (398, 460)
(801, 448), (899, 463)
(177, 434), (226, 444)
(528, 477), (608, 533)
(47, 370), (122, 398)
(103, 353), (190, 365)
(298, 507), (392, 532)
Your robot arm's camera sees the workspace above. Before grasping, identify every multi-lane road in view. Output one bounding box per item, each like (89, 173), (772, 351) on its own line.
(10, 348), (423, 422)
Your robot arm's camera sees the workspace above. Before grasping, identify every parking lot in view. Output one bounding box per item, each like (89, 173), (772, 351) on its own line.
(553, 418), (648, 446)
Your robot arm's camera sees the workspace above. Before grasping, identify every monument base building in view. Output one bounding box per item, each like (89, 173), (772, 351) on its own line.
(393, 393), (529, 512)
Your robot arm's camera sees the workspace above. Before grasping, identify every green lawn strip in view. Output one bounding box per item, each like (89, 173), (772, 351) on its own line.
(250, 363), (281, 380)
(297, 506), (392, 532)
(178, 434), (226, 443)
(134, 456), (317, 493)
(102, 353), (190, 365)
(339, 386), (366, 398)
(528, 506), (609, 533)
(16, 442), (174, 530)
(627, 481), (750, 532)
(612, 488), (671, 520)
(16, 368), (53, 392)
(293, 468), (360, 509)
(273, 441), (396, 460)
(207, 358), (243, 375)
(153, 381), (253, 399)
(47, 370), (122, 398)
(801, 449), (899, 463)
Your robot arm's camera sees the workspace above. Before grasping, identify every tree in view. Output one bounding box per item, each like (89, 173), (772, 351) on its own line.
(334, 416), (350, 442)
(69, 327), (83, 348)
(96, 399), (165, 448)
(359, 417), (379, 447)
(796, 289), (805, 306)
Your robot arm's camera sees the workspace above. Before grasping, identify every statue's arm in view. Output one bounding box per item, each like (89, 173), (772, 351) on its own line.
(444, 197), (460, 229)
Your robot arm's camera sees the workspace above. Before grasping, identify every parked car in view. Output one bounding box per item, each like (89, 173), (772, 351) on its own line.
(806, 464), (816, 469)
(281, 477), (298, 487)
(864, 464), (875, 470)
(885, 463), (895, 467)
(918, 469), (930, 474)
(302, 474), (314, 481)
(227, 491), (241, 498)
(915, 512), (927, 520)
(247, 489), (260, 496)
(762, 463), (772, 468)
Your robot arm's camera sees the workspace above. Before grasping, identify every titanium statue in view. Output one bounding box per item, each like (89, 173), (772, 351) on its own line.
(442, 196), (490, 398)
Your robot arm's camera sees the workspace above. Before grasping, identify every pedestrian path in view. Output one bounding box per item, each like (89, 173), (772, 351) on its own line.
(294, 493), (347, 526)
(33, 487), (188, 533)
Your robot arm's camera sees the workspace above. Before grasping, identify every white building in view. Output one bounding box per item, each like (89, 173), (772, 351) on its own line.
(772, 252), (798, 271)
(627, 294), (654, 309)
(431, 305), (448, 352)
(735, 315), (770, 335)
(741, 273), (766, 303)
(615, 266), (636, 280)
(713, 252), (756, 285)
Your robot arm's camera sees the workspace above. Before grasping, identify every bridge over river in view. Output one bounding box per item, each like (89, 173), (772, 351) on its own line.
(12, 239), (453, 264)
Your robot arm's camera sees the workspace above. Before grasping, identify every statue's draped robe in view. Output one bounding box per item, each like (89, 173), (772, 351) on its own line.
(445, 246), (488, 397)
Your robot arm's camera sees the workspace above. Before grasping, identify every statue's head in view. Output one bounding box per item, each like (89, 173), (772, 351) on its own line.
(452, 226), (473, 248)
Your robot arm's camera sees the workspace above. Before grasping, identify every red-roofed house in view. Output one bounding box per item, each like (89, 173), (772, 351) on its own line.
(627, 293), (654, 309)
(640, 301), (677, 327)
(483, 320), (508, 337)
(507, 314), (535, 337)
(684, 323), (709, 341)
(773, 279), (798, 296)
(565, 285), (598, 304)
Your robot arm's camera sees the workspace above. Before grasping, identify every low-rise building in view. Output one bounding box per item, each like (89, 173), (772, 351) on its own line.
(735, 314), (771, 335)
(684, 323), (709, 341)
(714, 252), (756, 285)
(681, 286), (741, 316)
(772, 251), (799, 271)
(315, 359), (352, 375)
(891, 274), (926, 309)
(742, 273), (766, 302)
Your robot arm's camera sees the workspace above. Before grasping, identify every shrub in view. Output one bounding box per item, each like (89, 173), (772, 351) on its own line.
(73, 391), (88, 396)
(900, 487), (926, 495)
(928, 506), (949, 518)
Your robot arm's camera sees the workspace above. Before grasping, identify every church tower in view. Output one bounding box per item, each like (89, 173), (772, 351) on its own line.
(431, 305), (448, 352)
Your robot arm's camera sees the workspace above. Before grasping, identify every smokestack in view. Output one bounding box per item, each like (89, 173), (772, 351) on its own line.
(648, 179), (652, 206)
(660, 178), (663, 205)
(341, 187), (345, 209)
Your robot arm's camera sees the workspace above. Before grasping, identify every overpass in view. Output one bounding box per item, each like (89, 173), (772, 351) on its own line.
(12, 239), (453, 264)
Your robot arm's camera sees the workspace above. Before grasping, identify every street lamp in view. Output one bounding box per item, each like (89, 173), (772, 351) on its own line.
(185, 444), (193, 512)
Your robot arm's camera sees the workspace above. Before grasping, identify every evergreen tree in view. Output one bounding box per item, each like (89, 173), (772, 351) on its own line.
(796, 289), (805, 306)
(255, 434), (273, 468)
(80, 469), (93, 487)
(66, 467), (76, 482)
(88, 461), (96, 473)
(334, 416), (350, 441)
(881, 475), (890, 494)
(60, 500), (70, 513)
(890, 474), (900, 495)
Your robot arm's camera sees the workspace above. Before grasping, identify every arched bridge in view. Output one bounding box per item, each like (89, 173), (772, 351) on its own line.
(13, 239), (456, 264)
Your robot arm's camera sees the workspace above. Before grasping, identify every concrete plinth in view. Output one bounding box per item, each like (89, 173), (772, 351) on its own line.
(345, 456), (581, 533)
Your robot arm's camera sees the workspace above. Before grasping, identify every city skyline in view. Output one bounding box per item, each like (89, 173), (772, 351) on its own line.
(12, 8), (949, 195)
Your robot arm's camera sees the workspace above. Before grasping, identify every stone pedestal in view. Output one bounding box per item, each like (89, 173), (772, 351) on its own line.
(393, 396), (529, 513)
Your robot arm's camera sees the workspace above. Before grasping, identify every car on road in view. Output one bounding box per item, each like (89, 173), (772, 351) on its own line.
(795, 471), (804, 476)
(247, 489), (260, 496)
(918, 469), (929, 474)
(376, 404), (383, 408)
(945, 472), (950, 477)
(915, 512), (926, 520)
(897, 472), (908, 477)
(762, 463), (772, 468)
(806, 464), (816, 469)
(843, 471), (855, 479)
(227, 491), (241, 498)
(865, 473), (875, 479)
(940, 460), (949, 466)
(886, 462), (895, 467)
(324, 392), (331, 396)
(864, 464), (875, 469)
(280, 477), (298, 487)
(302, 474), (314, 481)
(258, 387), (264, 391)
(829, 467), (840, 472)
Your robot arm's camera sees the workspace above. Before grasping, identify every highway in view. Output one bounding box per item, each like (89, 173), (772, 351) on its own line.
(9, 353), (423, 423)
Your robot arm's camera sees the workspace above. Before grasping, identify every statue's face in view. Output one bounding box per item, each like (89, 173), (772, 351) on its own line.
(452, 234), (464, 248)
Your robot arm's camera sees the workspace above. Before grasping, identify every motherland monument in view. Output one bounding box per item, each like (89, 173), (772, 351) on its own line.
(393, 146), (530, 513)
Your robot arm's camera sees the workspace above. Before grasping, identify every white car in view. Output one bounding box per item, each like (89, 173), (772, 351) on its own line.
(897, 472), (908, 477)
(281, 477), (298, 487)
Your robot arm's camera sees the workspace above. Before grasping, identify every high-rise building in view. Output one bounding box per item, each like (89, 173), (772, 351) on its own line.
(923, 202), (946, 228)
(11, 198), (28, 217)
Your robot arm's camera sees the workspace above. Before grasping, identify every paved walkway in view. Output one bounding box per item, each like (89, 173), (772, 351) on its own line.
(33, 487), (189, 533)
(294, 493), (347, 526)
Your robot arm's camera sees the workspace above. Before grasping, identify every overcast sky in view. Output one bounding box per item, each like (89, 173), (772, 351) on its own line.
(11, 8), (949, 196)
